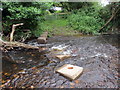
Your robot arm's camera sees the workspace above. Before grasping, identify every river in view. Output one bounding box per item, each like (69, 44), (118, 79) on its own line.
(2, 34), (119, 88)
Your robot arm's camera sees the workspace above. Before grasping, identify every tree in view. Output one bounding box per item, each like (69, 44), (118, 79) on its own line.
(99, 2), (120, 32)
(2, 2), (53, 40)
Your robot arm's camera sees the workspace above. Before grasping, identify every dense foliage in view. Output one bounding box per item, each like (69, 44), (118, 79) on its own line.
(67, 4), (105, 34)
(2, 2), (120, 41)
(2, 2), (53, 40)
(67, 2), (120, 34)
(101, 2), (120, 31)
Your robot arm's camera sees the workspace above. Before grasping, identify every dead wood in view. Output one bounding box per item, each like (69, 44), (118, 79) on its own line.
(10, 23), (24, 42)
(0, 39), (39, 50)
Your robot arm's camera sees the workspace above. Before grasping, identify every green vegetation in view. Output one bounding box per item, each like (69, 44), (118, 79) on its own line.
(1, 2), (120, 41)
(39, 18), (78, 37)
(2, 2), (53, 40)
(68, 3), (105, 34)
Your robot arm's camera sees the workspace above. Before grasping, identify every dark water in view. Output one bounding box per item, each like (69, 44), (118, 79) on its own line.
(102, 34), (120, 48)
(2, 49), (49, 81)
(2, 34), (119, 88)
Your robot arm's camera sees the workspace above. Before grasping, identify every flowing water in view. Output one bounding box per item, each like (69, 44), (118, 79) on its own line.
(2, 34), (119, 88)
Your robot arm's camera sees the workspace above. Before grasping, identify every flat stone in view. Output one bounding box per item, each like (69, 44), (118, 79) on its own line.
(56, 55), (71, 60)
(50, 78), (56, 84)
(37, 32), (48, 44)
(51, 83), (56, 87)
(37, 37), (47, 44)
(56, 80), (64, 86)
(56, 64), (83, 80)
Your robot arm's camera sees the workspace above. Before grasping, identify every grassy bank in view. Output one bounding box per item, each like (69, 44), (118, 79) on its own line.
(38, 19), (79, 37)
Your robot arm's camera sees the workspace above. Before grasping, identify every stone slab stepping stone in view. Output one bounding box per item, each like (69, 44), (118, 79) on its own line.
(56, 64), (83, 80)
(56, 55), (71, 60)
(37, 32), (48, 44)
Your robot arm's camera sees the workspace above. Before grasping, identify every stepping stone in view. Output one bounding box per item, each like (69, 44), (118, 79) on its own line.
(56, 55), (71, 60)
(37, 32), (48, 44)
(56, 64), (83, 80)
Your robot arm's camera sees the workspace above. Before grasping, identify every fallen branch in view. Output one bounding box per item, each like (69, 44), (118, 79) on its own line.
(10, 23), (24, 42)
(18, 32), (31, 42)
(1, 39), (39, 50)
(0, 23), (39, 50)
(99, 7), (120, 32)
(1, 23), (47, 51)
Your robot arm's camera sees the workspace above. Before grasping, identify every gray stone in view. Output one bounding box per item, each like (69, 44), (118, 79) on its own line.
(37, 37), (47, 44)
(51, 83), (56, 87)
(44, 76), (50, 79)
(46, 82), (50, 85)
(45, 82), (50, 88)
(50, 78), (56, 84)
(49, 63), (57, 66)
(56, 80), (64, 86)
(37, 32), (48, 44)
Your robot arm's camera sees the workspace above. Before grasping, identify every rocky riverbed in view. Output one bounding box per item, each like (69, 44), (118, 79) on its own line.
(2, 34), (119, 88)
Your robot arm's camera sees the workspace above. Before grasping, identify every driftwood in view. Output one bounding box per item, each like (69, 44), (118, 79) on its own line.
(0, 23), (40, 50)
(10, 23), (24, 42)
(0, 39), (39, 50)
(1, 38), (49, 63)
(0, 24), (49, 51)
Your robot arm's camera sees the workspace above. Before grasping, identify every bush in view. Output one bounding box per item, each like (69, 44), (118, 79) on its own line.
(68, 5), (105, 34)
(2, 2), (53, 40)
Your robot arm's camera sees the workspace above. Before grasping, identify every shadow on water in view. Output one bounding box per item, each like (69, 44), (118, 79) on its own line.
(101, 34), (120, 48)
(2, 49), (49, 81)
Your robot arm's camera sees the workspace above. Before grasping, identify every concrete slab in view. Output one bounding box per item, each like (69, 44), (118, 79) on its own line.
(56, 64), (83, 80)
(56, 55), (71, 60)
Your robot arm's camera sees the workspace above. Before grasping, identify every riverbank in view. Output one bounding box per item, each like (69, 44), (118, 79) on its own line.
(39, 19), (80, 37)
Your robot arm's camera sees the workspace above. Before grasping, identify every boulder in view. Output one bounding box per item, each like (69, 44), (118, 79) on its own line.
(37, 32), (48, 44)
(37, 37), (47, 44)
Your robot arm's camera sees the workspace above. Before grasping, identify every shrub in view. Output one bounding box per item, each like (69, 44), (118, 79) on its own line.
(2, 2), (53, 40)
(68, 5), (105, 34)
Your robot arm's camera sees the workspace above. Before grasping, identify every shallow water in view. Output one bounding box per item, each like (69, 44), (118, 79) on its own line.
(2, 49), (49, 81)
(2, 34), (119, 88)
